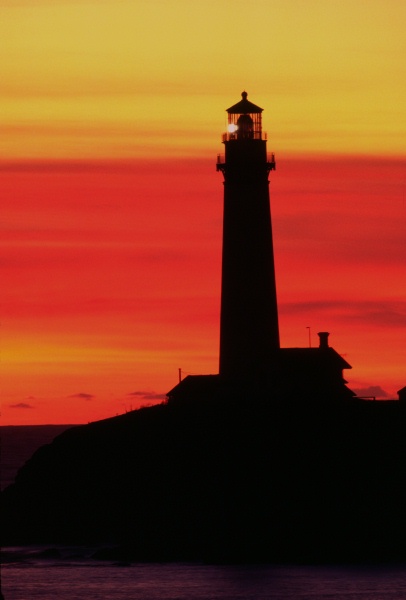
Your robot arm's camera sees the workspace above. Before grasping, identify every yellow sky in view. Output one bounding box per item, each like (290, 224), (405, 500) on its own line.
(2, 0), (406, 159)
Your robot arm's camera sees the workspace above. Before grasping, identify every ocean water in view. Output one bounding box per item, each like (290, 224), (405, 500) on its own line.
(3, 556), (406, 600)
(1, 425), (74, 490)
(2, 426), (406, 599)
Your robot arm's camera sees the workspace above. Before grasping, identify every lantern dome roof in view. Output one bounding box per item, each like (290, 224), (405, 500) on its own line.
(226, 91), (263, 114)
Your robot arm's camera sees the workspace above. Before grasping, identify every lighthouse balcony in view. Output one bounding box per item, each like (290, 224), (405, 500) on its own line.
(216, 152), (276, 171)
(268, 153), (276, 170)
(221, 131), (267, 142)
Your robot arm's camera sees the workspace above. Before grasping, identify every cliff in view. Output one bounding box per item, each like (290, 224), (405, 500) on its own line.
(2, 390), (406, 563)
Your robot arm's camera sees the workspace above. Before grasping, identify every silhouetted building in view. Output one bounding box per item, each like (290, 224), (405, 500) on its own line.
(276, 332), (354, 400)
(216, 92), (278, 378)
(398, 387), (406, 402)
(168, 331), (354, 403)
(168, 93), (353, 403)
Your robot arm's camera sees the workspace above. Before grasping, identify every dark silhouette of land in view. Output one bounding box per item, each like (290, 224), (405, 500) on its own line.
(2, 385), (406, 564)
(3, 93), (405, 564)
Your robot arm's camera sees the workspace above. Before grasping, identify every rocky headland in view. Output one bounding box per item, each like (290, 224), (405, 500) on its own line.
(2, 388), (406, 563)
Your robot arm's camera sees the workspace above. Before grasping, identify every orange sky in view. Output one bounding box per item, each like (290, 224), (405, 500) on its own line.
(1, 1), (405, 424)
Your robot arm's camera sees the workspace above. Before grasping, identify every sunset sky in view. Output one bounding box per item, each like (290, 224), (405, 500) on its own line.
(2, 0), (405, 424)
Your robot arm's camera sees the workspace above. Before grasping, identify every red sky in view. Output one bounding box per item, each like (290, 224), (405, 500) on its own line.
(1, 1), (405, 424)
(2, 156), (405, 424)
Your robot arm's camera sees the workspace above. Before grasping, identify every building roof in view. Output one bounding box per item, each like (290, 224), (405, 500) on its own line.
(278, 347), (351, 370)
(226, 91), (263, 114)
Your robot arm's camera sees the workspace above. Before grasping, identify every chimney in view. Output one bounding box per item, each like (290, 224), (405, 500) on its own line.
(318, 332), (330, 349)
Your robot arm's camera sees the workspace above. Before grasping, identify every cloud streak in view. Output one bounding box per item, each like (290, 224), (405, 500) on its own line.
(279, 300), (406, 329)
(68, 393), (94, 400)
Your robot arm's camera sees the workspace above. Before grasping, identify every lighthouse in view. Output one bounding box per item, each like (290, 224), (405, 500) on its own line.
(167, 92), (354, 404)
(216, 91), (279, 379)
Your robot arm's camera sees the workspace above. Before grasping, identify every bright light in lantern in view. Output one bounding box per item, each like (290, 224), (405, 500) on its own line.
(227, 124), (238, 133)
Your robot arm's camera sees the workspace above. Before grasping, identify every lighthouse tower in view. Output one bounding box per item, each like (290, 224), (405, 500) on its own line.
(216, 92), (279, 379)
(167, 93), (354, 404)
